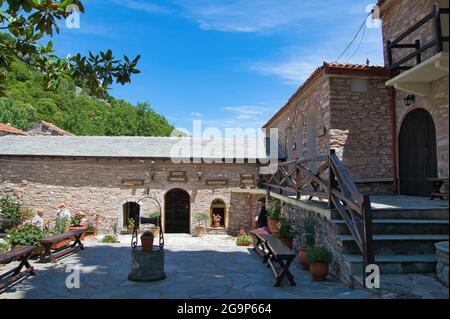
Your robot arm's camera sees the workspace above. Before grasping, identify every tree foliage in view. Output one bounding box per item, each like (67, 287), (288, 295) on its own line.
(0, 0), (140, 97)
(1, 55), (175, 137)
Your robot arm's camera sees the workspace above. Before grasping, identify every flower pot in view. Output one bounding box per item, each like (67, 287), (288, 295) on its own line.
(298, 246), (310, 270)
(69, 226), (87, 239)
(51, 239), (71, 250)
(140, 234), (154, 251)
(310, 263), (329, 281)
(239, 226), (245, 235)
(151, 226), (160, 239)
(213, 222), (221, 228)
(280, 237), (293, 249)
(267, 218), (280, 235)
(194, 226), (205, 237)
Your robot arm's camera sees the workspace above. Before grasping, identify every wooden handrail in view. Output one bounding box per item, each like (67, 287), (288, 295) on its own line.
(259, 149), (374, 287)
(387, 3), (449, 71)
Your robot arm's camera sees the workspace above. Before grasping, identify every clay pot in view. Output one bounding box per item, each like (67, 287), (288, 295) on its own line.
(310, 263), (329, 281)
(213, 222), (221, 228)
(298, 246), (310, 270)
(151, 226), (160, 239)
(140, 233), (154, 251)
(239, 226), (245, 235)
(280, 238), (293, 249)
(267, 218), (280, 235)
(68, 226), (87, 239)
(194, 226), (205, 237)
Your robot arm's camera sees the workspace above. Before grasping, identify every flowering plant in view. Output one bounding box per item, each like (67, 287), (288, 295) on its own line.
(213, 214), (222, 223)
(83, 221), (97, 232)
(70, 211), (85, 227)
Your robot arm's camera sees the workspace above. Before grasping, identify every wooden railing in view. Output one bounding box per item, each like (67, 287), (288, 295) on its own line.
(259, 149), (374, 285)
(387, 3), (449, 71)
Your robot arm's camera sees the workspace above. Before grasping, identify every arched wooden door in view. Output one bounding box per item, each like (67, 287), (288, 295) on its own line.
(165, 189), (190, 233)
(399, 109), (438, 196)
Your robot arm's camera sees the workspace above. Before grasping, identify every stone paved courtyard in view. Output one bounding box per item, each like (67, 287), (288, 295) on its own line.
(0, 234), (447, 299)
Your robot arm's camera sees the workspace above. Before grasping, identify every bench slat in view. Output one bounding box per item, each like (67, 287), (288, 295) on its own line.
(0, 246), (35, 265)
(265, 237), (294, 259)
(39, 229), (85, 244)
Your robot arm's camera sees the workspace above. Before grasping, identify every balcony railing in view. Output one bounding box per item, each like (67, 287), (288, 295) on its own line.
(259, 149), (374, 287)
(387, 3), (449, 71)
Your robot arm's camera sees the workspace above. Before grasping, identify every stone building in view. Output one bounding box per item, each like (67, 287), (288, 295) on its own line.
(379, 0), (449, 196)
(0, 123), (28, 137)
(24, 120), (75, 136)
(263, 62), (393, 194)
(0, 136), (274, 235)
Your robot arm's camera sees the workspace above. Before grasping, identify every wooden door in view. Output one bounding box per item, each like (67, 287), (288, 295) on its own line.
(165, 189), (190, 233)
(399, 109), (438, 196)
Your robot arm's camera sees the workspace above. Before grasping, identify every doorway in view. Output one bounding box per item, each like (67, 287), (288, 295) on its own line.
(399, 109), (438, 196)
(165, 189), (190, 233)
(123, 202), (140, 228)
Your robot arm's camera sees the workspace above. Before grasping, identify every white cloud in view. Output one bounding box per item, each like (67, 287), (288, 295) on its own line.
(224, 105), (270, 120)
(109, 0), (171, 14)
(190, 112), (202, 118)
(251, 60), (318, 85)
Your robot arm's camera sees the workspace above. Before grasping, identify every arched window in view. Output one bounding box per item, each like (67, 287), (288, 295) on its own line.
(210, 199), (226, 228)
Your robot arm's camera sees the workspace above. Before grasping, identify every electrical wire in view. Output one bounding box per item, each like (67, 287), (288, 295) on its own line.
(344, 20), (367, 63)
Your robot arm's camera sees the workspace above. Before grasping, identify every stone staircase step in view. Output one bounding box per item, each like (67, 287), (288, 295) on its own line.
(339, 234), (449, 255)
(332, 219), (449, 235)
(331, 208), (449, 220)
(344, 254), (437, 275)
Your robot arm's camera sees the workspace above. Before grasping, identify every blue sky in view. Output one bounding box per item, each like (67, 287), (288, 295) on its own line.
(53, 0), (384, 132)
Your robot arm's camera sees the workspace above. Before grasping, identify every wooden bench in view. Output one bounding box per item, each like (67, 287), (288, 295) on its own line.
(250, 230), (296, 287)
(0, 246), (36, 292)
(427, 177), (449, 200)
(39, 229), (86, 263)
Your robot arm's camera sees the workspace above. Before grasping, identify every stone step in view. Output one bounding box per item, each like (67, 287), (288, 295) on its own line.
(332, 219), (449, 235)
(331, 208), (449, 220)
(338, 234), (449, 255)
(344, 254), (437, 275)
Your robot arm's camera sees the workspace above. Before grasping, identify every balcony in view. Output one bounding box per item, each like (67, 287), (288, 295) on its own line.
(386, 4), (449, 96)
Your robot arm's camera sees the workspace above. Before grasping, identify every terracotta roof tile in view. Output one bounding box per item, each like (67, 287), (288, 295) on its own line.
(0, 123), (28, 136)
(25, 120), (74, 136)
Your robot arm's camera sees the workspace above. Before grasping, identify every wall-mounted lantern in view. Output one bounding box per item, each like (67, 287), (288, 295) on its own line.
(197, 171), (203, 181)
(404, 94), (415, 107)
(149, 160), (155, 180)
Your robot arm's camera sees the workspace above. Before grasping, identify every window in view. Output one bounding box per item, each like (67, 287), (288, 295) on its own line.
(351, 78), (368, 92)
(210, 199), (226, 228)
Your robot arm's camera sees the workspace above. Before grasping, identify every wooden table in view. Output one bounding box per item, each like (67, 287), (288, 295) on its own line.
(250, 230), (296, 287)
(427, 177), (449, 200)
(39, 229), (86, 263)
(0, 246), (36, 292)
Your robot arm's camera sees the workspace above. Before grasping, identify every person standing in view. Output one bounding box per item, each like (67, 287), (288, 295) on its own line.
(55, 202), (71, 219)
(32, 208), (45, 230)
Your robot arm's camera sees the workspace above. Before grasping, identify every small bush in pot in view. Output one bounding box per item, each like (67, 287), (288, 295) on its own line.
(306, 246), (333, 281)
(5, 223), (46, 255)
(236, 234), (253, 246)
(298, 215), (317, 270)
(267, 198), (282, 234)
(193, 211), (209, 237)
(277, 219), (294, 249)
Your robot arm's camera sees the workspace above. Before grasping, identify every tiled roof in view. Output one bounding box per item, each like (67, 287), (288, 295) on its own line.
(24, 120), (74, 136)
(262, 62), (389, 128)
(0, 123), (28, 136)
(0, 136), (285, 161)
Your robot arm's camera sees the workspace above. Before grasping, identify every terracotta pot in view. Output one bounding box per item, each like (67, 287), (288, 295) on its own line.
(310, 263), (329, 281)
(194, 226), (205, 237)
(140, 234), (154, 251)
(298, 246), (310, 270)
(213, 222), (221, 228)
(267, 218), (280, 235)
(280, 237), (293, 249)
(51, 239), (71, 250)
(239, 226), (245, 235)
(68, 226), (87, 239)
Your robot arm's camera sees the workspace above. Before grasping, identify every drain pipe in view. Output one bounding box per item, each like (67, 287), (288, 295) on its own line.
(390, 87), (398, 194)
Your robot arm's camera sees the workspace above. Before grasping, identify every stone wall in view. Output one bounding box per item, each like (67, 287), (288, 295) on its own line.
(283, 201), (354, 287)
(435, 241), (449, 287)
(0, 157), (260, 235)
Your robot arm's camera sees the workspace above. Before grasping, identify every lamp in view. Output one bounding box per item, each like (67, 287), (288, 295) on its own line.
(404, 94), (415, 107)
(149, 160), (155, 180)
(197, 171), (203, 181)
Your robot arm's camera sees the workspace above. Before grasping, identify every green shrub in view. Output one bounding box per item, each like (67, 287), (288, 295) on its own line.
(193, 211), (209, 227)
(149, 211), (161, 218)
(236, 234), (253, 246)
(54, 216), (70, 234)
(5, 223), (46, 247)
(0, 196), (21, 219)
(0, 239), (10, 254)
(267, 198), (281, 220)
(301, 215), (317, 248)
(306, 246), (333, 264)
(277, 219), (294, 239)
(100, 234), (118, 243)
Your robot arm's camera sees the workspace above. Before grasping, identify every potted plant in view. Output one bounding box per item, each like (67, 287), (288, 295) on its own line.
(84, 221), (97, 238)
(127, 218), (135, 233)
(213, 214), (222, 228)
(299, 215), (317, 270)
(149, 212), (161, 238)
(193, 211), (209, 237)
(50, 216), (71, 249)
(277, 219), (294, 249)
(5, 223), (46, 256)
(306, 246), (333, 281)
(267, 198), (281, 235)
(236, 234), (253, 246)
(140, 230), (154, 251)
